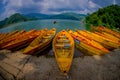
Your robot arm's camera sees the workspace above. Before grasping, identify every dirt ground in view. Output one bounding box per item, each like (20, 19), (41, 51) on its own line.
(0, 48), (120, 80)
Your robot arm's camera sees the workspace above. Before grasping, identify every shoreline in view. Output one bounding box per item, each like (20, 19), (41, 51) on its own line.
(0, 48), (120, 80)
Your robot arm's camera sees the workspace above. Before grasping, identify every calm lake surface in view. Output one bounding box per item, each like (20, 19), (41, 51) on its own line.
(0, 19), (86, 57)
(0, 19), (85, 33)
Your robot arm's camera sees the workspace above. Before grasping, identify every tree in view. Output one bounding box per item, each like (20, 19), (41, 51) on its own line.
(85, 5), (120, 31)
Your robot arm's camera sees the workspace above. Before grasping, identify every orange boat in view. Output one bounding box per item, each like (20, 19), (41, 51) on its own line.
(2, 29), (47, 50)
(0, 30), (26, 48)
(0, 33), (9, 41)
(0, 30), (19, 41)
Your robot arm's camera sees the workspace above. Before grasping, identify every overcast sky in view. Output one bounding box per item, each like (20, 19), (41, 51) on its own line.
(0, 0), (120, 20)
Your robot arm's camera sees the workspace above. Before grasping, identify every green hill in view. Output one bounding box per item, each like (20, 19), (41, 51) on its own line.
(85, 5), (120, 30)
(60, 13), (86, 20)
(47, 13), (86, 20)
(24, 12), (86, 20)
(0, 13), (36, 29)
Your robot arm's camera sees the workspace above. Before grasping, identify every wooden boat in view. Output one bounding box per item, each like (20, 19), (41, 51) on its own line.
(0, 33), (9, 41)
(53, 30), (74, 75)
(2, 29), (46, 50)
(0, 30), (19, 41)
(93, 32), (120, 44)
(7, 30), (26, 39)
(0, 30), (26, 48)
(91, 26), (120, 39)
(23, 28), (56, 54)
(0, 33), (5, 38)
(77, 30), (120, 50)
(68, 30), (109, 55)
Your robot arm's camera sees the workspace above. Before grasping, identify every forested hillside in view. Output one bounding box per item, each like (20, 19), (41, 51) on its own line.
(0, 13), (36, 29)
(86, 5), (120, 30)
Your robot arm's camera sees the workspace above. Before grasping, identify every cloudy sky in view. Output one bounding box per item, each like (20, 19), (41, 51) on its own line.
(0, 0), (120, 20)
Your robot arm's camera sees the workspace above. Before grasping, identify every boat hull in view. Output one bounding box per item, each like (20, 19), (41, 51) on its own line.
(1, 29), (41, 50)
(53, 30), (74, 75)
(23, 28), (56, 55)
(68, 30), (109, 55)
(77, 30), (120, 50)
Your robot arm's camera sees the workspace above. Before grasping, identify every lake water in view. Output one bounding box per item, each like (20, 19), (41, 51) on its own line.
(0, 19), (85, 33)
(0, 19), (86, 57)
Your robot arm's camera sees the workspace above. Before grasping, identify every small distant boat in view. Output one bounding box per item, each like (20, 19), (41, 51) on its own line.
(23, 28), (56, 55)
(2, 29), (45, 50)
(68, 30), (109, 55)
(53, 30), (74, 75)
(53, 21), (57, 24)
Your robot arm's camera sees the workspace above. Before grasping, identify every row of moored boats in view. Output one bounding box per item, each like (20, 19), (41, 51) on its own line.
(0, 26), (120, 75)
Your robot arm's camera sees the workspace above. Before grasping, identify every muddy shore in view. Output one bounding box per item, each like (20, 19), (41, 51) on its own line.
(0, 48), (120, 80)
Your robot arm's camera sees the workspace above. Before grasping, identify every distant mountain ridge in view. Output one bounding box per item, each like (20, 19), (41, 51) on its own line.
(23, 13), (49, 19)
(23, 12), (86, 20)
(0, 12), (86, 29)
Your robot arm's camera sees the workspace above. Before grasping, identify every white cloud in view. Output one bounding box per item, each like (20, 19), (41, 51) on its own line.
(79, 9), (91, 14)
(2, 0), (7, 4)
(0, 0), (103, 20)
(1, 0), (40, 19)
(2, 9), (17, 18)
(9, 0), (22, 7)
(88, 1), (101, 8)
(40, 0), (89, 14)
(1, 0), (22, 19)
(38, 0), (101, 14)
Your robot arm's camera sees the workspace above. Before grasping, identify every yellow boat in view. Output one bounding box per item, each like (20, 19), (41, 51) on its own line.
(23, 28), (56, 55)
(68, 30), (109, 55)
(77, 30), (120, 50)
(53, 30), (74, 75)
(2, 29), (44, 50)
(93, 32), (120, 44)
(91, 26), (120, 39)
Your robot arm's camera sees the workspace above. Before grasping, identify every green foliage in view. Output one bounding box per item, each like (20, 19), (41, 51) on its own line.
(85, 5), (120, 30)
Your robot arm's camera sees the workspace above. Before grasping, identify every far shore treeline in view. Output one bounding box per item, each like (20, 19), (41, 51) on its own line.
(85, 5), (120, 31)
